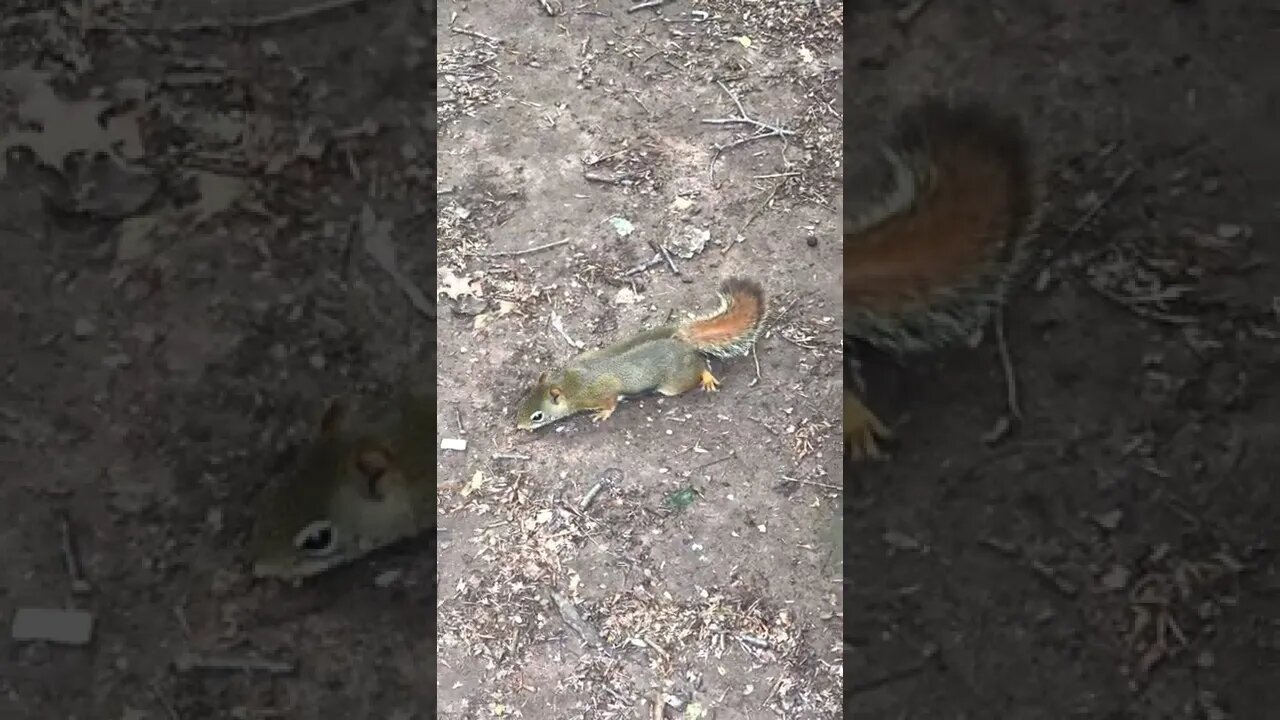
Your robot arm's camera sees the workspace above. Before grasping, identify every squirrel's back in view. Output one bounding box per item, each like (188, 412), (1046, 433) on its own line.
(844, 97), (1042, 353)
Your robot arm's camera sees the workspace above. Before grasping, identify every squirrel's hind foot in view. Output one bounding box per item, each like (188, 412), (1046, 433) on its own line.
(845, 390), (892, 460)
(699, 369), (721, 392)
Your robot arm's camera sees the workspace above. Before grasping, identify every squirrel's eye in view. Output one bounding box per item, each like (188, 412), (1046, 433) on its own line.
(530, 411), (544, 423)
(294, 520), (337, 556)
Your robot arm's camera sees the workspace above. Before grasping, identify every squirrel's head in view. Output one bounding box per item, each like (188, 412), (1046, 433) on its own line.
(248, 399), (418, 581)
(515, 371), (572, 430)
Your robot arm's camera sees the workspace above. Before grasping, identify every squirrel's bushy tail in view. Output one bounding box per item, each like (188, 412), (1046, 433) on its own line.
(844, 96), (1043, 354)
(676, 277), (767, 359)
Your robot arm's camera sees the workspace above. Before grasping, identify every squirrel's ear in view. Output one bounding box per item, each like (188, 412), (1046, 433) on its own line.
(548, 386), (563, 403)
(319, 399), (346, 436)
(355, 444), (394, 501)
(537, 371), (548, 385)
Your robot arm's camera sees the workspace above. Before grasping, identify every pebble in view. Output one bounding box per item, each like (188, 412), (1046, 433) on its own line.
(72, 318), (95, 339)
(11, 608), (95, 646)
(1216, 223), (1242, 240)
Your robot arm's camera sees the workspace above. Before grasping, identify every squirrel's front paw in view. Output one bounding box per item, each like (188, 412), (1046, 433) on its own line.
(845, 391), (892, 460)
(591, 406), (615, 422)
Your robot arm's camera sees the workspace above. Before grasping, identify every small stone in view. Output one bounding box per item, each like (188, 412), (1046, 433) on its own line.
(1093, 509), (1123, 530)
(1100, 564), (1131, 591)
(309, 353), (325, 370)
(102, 353), (132, 369)
(440, 437), (467, 451)
(806, 236), (817, 247)
(1216, 223), (1242, 240)
(11, 608), (95, 645)
(374, 569), (402, 588)
(73, 318), (95, 339)
(882, 530), (922, 551)
(1201, 177), (1221, 195)
(260, 40), (281, 58)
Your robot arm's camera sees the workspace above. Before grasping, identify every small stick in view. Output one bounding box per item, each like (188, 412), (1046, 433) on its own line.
(477, 238), (570, 258)
(619, 254), (663, 277)
(627, 0), (668, 12)
(782, 475), (842, 491)
(59, 513), (92, 595)
(1068, 167), (1135, 237)
(583, 171), (629, 184)
(691, 453), (734, 473)
(723, 180), (784, 254)
(584, 146), (630, 166)
(450, 27), (503, 43)
(994, 305), (1022, 419)
(88, 0), (369, 34)
(1029, 166), (1135, 286)
(550, 311), (585, 350)
(150, 681), (180, 720)
(1084, 281), (1197, 325)
(173, 652), (295, 675)
(849, 653), (936, 695)
(703, 82), (796, 182)
(537, 0), (558, 16)
(648, 240), (680, 275)
(894, 0), (935, 27)
(493, 452), (531, 461)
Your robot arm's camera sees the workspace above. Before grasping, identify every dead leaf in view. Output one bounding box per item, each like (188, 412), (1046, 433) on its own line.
(438, 268), (480, 301)
(0, 64), (140, 179)
(461, 470), (484, 497)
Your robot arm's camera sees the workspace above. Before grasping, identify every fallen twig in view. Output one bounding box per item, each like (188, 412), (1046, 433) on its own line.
(360, 205), (436, 319)
(1068, 167), (1135, 237)
(550, 310), (584, 350)
(450, 26), (503, 44)
(723, 179), (785, 254)
(87, 0), (370, 34)
(994, 305), (1022, 419)
(619, 254), (664, 277)
(781, 475), (841, 491)
(59, 512), (92, 595)
(628, 0), (668, 12)
(649, 240), (680, 275)
(173, 652), (295, 675)
(703, 81), (796, 182)
(894, 0), (935, 27)
(477, 238), (570, 258)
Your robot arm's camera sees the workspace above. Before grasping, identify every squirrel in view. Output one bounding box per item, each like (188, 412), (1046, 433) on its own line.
(515, 277), (767, 430)
(247, 392), (436, 581)
(844, 96), (1043, 459)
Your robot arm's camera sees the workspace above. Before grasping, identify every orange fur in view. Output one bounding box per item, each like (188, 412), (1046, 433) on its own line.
(844, 99), (1038, 320)
(676, 278), (766, 355)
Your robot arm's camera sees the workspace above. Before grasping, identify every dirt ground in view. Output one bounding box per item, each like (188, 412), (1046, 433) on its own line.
(846, 2), (1280, 719)
(437, 1), (842, 719)
(2, 1), (439, 718)
(2, 0), (1278, 719)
